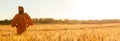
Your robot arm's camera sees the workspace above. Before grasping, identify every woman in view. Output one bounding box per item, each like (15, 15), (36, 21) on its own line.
(11, 6), (33, 35)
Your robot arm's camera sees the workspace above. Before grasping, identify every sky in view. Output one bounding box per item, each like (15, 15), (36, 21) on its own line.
(0, 0), (120, 20)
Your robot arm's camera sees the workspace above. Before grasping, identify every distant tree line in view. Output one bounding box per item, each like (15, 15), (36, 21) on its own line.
(1, 18), (120, 25)
(0, 19), (11, 25)
(32, 18), (81, 24)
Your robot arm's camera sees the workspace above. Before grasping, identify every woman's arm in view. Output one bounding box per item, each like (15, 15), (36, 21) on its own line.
(11, 14), (18, 27)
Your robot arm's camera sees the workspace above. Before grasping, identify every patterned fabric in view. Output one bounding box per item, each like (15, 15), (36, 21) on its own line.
(11, 13), (33, 34)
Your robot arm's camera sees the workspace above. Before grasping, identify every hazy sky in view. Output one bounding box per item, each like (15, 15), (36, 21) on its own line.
(0, 0), (120, 20)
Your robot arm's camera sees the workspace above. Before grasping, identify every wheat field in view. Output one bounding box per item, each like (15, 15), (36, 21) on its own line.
(0, 23), (120, 41)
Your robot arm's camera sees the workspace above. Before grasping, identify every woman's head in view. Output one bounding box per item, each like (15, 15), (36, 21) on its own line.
(18, 6), (24, 14)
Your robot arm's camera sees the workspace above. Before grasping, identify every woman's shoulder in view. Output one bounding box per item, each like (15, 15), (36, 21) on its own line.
(24, 13), (29, 16)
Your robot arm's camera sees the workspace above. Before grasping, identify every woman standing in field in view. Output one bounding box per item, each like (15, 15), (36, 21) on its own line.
(11, 6), (33, 35)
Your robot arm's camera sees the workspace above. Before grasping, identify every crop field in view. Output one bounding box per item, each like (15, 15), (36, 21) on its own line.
(0, 23), (120, 41)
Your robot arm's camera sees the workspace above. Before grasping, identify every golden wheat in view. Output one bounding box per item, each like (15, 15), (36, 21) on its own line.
(0, 23), (120, 41)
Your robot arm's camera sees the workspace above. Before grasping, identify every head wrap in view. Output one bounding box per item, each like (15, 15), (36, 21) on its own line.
(18, 6), (24, 14)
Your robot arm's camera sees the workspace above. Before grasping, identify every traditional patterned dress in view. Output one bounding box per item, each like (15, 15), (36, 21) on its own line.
(11, 13), (33, 34)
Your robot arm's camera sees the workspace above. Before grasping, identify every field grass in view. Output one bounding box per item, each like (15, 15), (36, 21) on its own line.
(0, 23), (120, 41)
